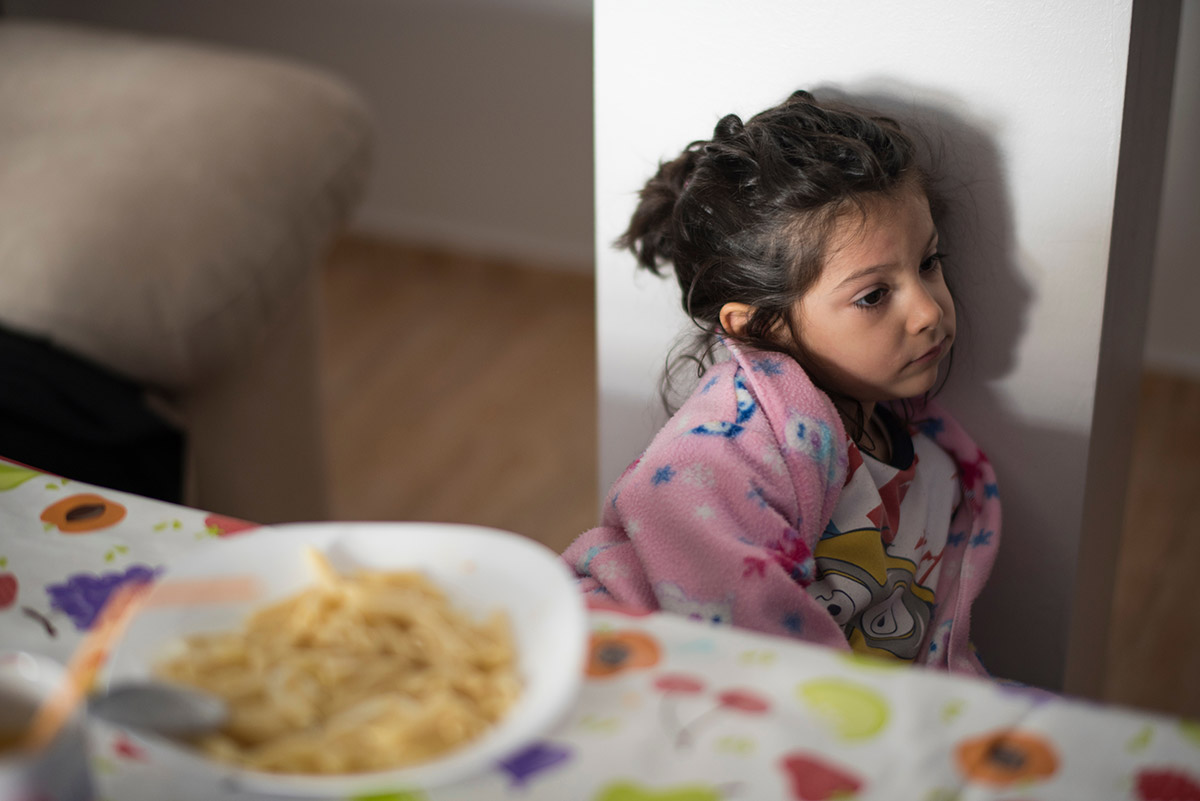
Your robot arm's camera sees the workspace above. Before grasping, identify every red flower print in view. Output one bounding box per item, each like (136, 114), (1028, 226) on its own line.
(114, 734), (147, 761)
(0, 571), (17, 610)
(743, 556), (768, 578)
(780, 752), (864, 800)
(654, 674), (706, 694)
(717, 689), (770, 714)
(843, 444), (864, 488)
(764, 527), (814, 584)
(958, 452), (986, 491)
(1136, 767), (1200, 801)
(203, 514), (259, 537)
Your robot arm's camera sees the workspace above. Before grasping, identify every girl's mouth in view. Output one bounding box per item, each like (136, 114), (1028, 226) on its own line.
(911, 338), (947, 366)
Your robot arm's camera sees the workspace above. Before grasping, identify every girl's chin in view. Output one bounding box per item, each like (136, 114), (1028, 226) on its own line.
(892, 369), (942, 400)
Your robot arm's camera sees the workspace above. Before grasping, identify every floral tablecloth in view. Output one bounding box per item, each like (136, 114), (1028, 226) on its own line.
(3, 456), (1200, 800)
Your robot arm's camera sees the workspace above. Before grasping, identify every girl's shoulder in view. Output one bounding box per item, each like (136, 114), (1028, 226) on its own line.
(670, 348), (848, 476)
(691, 343), (816, 397)
(672, 349), (802, 425)
(668, 358), (756, 438)
(720, 344), (845, 432)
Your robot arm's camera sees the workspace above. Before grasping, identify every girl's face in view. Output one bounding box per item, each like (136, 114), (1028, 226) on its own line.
(793, 188), (955, 407)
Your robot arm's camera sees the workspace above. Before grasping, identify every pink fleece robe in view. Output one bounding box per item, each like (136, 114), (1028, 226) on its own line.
(563, 342), (1000, 676)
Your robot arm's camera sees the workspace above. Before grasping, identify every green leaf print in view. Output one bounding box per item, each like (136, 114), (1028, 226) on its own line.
(1180, 719), (1200, 747)
(0, 463), (38, 491)
(715, 735), (756, 755)
(1128, 725), (1154, 753)
(103, 545), (130, 563)
(594, 782), (723, 801)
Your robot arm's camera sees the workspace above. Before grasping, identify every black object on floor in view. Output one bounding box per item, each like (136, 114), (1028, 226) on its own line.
(0, 326), (185, 503)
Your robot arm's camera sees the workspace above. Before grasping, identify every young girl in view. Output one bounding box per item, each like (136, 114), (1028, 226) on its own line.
(563, 90), (1000, 676)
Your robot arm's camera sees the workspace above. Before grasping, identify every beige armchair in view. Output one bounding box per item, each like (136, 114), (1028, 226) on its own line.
(0, 19), (373, 522)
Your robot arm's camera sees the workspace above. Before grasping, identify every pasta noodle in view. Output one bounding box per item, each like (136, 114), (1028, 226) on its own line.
(154, 549), (521, 774)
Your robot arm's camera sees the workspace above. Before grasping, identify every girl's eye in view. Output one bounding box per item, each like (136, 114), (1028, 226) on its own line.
(920, 252), (947, 273)
(854, 288), (888, 308)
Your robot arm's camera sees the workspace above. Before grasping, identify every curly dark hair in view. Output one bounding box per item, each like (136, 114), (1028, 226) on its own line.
(619, 89), (948, 423)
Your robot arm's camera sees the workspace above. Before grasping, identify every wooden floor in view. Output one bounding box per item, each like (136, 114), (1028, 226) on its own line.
(320, 235), (596, 554)
(319, 233), (1198, 720)
(1103, 371), (1200, 720)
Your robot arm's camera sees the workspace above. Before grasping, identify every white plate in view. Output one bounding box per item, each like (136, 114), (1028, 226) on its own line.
(101, 521), (587, 797)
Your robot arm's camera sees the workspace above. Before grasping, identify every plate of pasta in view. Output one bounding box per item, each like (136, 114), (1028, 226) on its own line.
(100, 521), (588, 797)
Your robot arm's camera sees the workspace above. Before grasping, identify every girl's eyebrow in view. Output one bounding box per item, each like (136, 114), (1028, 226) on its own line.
(833, 228), (939, 291)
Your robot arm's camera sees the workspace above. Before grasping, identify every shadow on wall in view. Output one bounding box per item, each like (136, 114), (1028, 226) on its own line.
(814, 82), (1033, 385)
(816, 83), (1091, 690)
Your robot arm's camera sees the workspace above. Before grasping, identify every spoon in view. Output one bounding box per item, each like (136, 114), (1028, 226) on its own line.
(87, 680), (228, 740)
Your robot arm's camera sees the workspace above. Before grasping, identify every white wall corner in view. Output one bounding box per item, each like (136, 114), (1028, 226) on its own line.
(1142, 0), (1200, 379)
(1066, 0), (1182, 699)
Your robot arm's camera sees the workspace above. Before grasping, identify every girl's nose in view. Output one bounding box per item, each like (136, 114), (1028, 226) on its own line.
(907, 283), (943, 334)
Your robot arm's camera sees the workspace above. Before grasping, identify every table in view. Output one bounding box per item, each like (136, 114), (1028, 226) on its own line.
(2, 456), (1199, 800)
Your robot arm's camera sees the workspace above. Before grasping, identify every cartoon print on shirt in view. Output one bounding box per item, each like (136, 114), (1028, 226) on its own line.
(808, 528), (935, 660)
(657, 581), (736, 626)
(866, 457), (917, 545)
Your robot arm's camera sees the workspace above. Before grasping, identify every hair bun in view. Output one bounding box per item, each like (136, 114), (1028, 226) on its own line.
(713, 113), (745, 142)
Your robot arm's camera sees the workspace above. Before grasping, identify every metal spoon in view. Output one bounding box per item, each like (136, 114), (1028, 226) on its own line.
(87, 680), (228, 739)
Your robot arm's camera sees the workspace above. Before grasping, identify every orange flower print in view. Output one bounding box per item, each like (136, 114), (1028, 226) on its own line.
(586, 629), (661, 678)
(955, 729), (1059, 786)
(41, 494), (127, 533)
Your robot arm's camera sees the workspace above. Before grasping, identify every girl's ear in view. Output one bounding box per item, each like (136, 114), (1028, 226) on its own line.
(719, 302), (756, 338)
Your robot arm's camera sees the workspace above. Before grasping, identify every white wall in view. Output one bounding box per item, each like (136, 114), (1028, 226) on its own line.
(4, 0), (596, 268)
(596, 0), (1177, 692)
(1145, 0), (1200, 376)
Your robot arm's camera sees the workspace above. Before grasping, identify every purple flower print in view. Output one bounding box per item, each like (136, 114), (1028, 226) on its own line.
(46, 564), (161, 630)
(499, 741), (572, 787)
